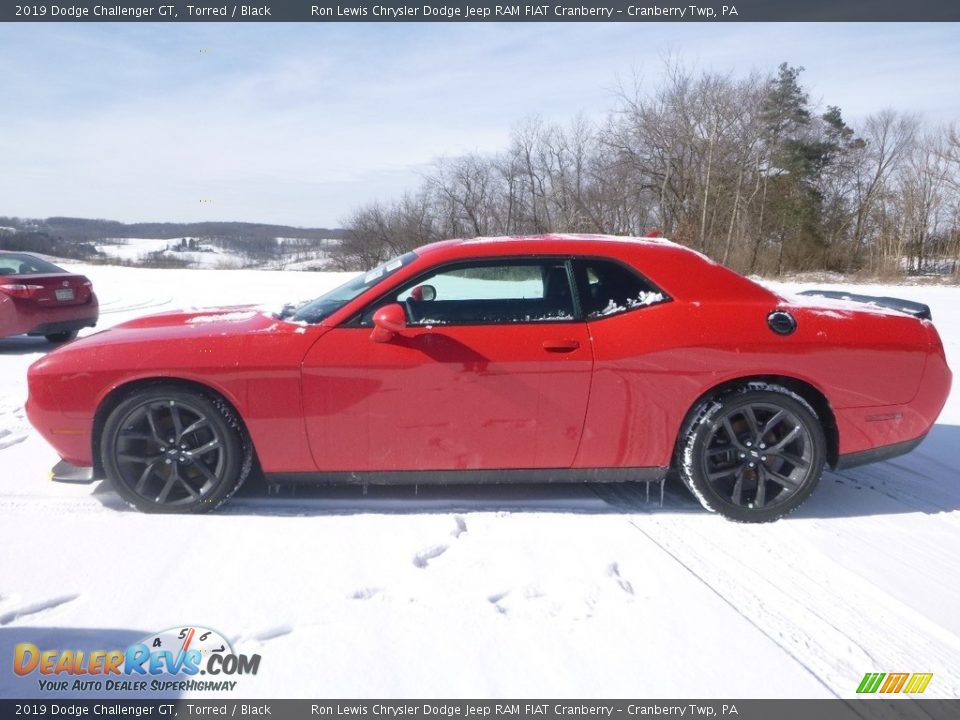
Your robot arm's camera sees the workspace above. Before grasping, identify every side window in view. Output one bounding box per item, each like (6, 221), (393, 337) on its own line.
(575, 259), (667, 319)
(367, 259), (576, 325)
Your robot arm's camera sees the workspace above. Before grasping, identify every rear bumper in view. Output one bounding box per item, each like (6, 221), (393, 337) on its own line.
(4, 292), (99, 338)
(834, 435), (926, 470)
(834, 349), (951, 459)
(26, 317), (98, 336)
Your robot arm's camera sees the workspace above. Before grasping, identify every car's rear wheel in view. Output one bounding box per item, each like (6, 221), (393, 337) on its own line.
(45, 330), (78, 343)
(100, 387), (251, 513)
(677, 385), (826, 523)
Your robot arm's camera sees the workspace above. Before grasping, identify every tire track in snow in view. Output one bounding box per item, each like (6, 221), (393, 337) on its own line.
(0, 497), (124, 514)
(98, 295), (173, 315)
(608, 502), (960, 698)
(831, 465), (960, 522)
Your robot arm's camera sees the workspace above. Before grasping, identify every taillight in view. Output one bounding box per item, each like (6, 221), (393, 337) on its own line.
(0, 284), (44, 299)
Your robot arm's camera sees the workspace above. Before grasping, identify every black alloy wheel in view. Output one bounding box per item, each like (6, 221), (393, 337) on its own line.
(101, 388), (250, 513)
(678, 386), (826, 522)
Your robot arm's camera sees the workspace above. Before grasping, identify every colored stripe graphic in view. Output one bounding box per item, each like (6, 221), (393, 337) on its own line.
(903, 673), (933, 693)
(857, 672), (932, 694)
(857, 673), (885, 693)
(880, 673), (909, 693)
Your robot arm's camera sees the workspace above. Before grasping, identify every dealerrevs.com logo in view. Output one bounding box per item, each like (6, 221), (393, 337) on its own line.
(13, 626), (261, 693)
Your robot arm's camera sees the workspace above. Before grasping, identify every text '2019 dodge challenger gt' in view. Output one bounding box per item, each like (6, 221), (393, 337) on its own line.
(26, 235), (952, 522)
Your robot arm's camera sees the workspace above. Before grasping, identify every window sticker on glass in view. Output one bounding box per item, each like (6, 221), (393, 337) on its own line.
(385, 259), (403, 272)
(364, 267), (385, 283)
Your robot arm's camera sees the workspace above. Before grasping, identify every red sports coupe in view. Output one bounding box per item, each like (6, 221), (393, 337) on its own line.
(26, 235), (951, 521)
(0, 252), (99, 342)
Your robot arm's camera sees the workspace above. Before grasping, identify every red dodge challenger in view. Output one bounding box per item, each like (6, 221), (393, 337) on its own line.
(26, 235), (951, 521)
(0, 252), (99, 342)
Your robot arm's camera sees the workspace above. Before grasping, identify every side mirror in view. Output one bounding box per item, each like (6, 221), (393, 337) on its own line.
(370, 303), (407, 343)
(410, 284), (436, 302)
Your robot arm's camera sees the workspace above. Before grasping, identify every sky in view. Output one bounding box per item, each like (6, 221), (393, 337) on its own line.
(0, 22), (957, 228)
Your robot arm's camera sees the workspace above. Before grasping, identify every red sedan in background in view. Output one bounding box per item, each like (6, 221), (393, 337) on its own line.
(0, 252), (99, 343)
(25, 235), (952, 521)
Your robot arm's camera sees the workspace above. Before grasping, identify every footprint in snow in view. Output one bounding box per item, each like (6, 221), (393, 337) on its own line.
(607, 563), (635, 596)
(0, 593), (81, 626)
(0, 433), (28, 450)
(229, 625), (293, 647)
(252, 626), (292, 643)
(350, 587), (383, 600)
(451, 516), (468, 538)
(487, 592), (509, 615)
(413, 544), (448, 568)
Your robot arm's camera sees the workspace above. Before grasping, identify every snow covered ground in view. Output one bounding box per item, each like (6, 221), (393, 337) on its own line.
(0, 264), (958, 700)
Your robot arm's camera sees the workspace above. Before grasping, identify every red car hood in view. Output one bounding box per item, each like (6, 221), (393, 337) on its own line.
(40, 306), (316, 366)
(112, 306), (275, 332)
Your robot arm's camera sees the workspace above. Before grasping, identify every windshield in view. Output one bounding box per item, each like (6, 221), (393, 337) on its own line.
(289, 251), (418, 324)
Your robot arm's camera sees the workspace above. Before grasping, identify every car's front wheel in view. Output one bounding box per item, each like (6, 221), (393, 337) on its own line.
(100, 387), (251, 513)
(677, 384), (826, 522)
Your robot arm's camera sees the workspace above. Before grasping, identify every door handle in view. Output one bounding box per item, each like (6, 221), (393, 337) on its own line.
(542, 339), (580, 352)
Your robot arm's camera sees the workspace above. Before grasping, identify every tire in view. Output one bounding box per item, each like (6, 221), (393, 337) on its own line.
(45, 330), (78, 343)
(677, 384), (826, 523)
(100, 387), (252, 513)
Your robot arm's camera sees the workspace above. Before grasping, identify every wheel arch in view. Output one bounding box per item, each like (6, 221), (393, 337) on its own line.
(674, 374), (839, 469)
(91, 377), (257, 479)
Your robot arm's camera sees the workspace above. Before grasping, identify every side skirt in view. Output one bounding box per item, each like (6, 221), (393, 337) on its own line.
(265, 466), (668, 486)
(834, 435), (926, 471)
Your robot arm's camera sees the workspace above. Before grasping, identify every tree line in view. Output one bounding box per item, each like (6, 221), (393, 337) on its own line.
(0, 230), (103, 260)
(335, 63), (960, 278)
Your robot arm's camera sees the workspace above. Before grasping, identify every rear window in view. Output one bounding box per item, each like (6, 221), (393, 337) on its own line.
(0, 253), (66, 276)
(575, 259), (668, 319)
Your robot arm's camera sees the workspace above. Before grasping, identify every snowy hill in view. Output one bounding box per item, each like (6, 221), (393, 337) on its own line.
(94, 237), (338, 270)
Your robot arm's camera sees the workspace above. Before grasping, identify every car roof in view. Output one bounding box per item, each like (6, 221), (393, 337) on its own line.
(413, 234), (775, 303)
(419, 232), (684, 252)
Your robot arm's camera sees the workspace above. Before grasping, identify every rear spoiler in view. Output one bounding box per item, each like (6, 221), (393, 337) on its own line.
(797, 290), (932, 321)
